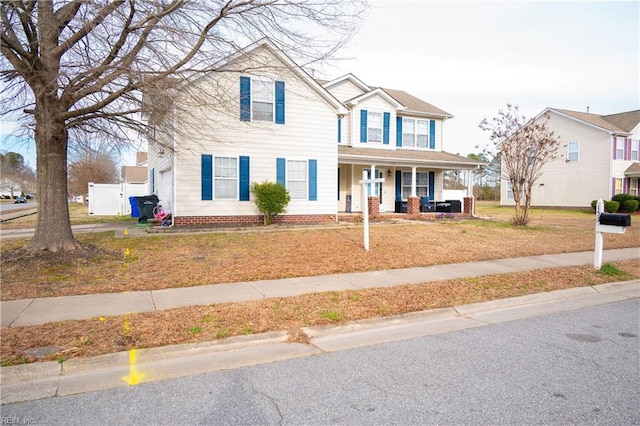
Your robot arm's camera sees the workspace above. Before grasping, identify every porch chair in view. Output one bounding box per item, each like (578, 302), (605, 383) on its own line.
(420, 196), (433, 212)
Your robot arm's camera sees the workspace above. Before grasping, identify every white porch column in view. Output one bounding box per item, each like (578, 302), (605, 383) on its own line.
(411, 167), (417, 197)
(370, 164), (377, 196)
(467, 169), (474, 197)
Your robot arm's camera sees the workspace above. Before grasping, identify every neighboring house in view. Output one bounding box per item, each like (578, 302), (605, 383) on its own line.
(500, 108), (640, 208)
(144, 39), (483, 227)
(121, 152), (149, 184)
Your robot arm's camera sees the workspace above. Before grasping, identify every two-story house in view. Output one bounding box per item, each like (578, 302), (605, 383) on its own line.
(500, 108), (640, 208)
(320, 74), (482, 215)
(145, 39), (483, 227)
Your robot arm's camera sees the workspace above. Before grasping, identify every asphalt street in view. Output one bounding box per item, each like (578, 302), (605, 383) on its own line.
(2, 298), (638, 425)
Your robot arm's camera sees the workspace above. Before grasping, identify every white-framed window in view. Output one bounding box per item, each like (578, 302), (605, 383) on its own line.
(632, 140), (639, 161)
(506, 182), (525, 200)
(615, 137), (625, 159)
(214, 156), (237, 199)
(252, 79), (274, 122)
(567, 141), (579, 162)
(401, 171), (428, 199)
(630, 178), (639, 196)
(287, 160), (307, 199)
(614, 178), (623, 195)
(402, 118), (429, 148)
(367, 111), (382, 143)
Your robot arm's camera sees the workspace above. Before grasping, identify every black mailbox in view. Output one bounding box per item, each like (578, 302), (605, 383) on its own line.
(599, 213), (631, 227)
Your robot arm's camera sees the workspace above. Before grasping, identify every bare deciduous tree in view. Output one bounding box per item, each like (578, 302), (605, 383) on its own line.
(480, 104), (560, 225)
(1, 0), (366, 252)
(68, 140), (119, 200)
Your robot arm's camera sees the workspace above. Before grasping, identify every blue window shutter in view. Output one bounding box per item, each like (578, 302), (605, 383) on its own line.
(275, 80), (285, 124)
(201, 154), (213, 200)
(395, 170), (402, 200)
(383, 112), (390, 144)
(337, 118), (342, 143)
(360, 109), (368, 143)
(240, 77), (251, 121)
(239, 156), (250, 201)
(428, 171), (435, 200)
(309, 159), (317, 201)
(276, 158), (286, 187)
(150, 168), (155, 193)
(396, 117), (403, 147)
(429, 120), (436, 149)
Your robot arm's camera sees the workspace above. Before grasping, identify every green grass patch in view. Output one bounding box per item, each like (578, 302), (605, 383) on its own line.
(321, 311), (342, 321)
(187, 326), (202, 334)
(598, 263), (628, 278)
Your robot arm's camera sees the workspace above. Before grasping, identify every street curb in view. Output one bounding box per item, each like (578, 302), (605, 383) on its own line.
(1, 280), (638, 405)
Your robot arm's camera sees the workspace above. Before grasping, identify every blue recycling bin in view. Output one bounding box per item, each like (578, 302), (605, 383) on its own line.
(129, 196), (140, 218)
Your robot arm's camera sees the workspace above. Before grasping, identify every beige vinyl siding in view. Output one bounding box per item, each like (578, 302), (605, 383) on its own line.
(353, 96), (397, 148)
(501, 110), (613, 207)
(326, 80), (367, 103)
(397, 115), (444, 152)
(171, 47), (338, 217)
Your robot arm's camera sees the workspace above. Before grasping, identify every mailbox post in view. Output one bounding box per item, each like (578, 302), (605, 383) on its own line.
(594, 199), (631, 269)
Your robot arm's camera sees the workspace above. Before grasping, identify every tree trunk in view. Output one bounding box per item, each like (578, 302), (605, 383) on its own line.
(27, 103), (79, 252)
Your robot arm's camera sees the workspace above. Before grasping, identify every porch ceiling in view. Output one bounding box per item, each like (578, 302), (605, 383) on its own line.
(338, 146), (485, 170)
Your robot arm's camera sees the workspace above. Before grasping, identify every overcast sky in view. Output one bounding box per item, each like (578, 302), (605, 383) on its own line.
(322, 0), (639, 155)
(2, 0), (638, 167)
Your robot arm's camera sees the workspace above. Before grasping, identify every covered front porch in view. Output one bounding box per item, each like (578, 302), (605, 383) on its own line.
(337, 146), (484, 216)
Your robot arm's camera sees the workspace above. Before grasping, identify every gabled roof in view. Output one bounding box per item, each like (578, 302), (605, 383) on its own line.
(545, 108), (640, 135)
(321, 73), (370, 93)
(338, 146), (485, 170)
(345, 87), (405, 111)
(319, 75), (453, 119)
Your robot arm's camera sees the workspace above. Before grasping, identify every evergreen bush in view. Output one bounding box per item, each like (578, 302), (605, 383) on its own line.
(604, 200), (619, 213)
(611, 193), (635, 203)
(251, 181), (291, 225)
(620, 200), (639, 213)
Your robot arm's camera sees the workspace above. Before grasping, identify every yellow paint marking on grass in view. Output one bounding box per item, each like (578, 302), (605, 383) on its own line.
(124, 229), (129, 236)
(125, 248), (131, 256)
(122, 348), (146, 386)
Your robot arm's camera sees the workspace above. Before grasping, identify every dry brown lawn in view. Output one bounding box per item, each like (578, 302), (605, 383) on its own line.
(1, 203), (638, 366)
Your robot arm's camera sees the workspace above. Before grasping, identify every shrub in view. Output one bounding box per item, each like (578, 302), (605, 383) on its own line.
(611, 193), (635, 204)
(620, 200), (639, 213)
(251, 181), (291, 225)
(604, 200), (619, 213)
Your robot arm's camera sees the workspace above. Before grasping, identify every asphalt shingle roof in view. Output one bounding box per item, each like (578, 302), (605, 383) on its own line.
(552, 108), (640, 134)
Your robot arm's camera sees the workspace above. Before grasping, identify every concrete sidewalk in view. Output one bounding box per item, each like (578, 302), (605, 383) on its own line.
(2, 247), (638, 328)
(1, 280), (638, 405)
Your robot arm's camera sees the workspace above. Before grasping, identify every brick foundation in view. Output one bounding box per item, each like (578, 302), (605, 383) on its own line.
(407, 196), (421, 215)
(367, 196), (379, 216)
(173, 214), (335, 227)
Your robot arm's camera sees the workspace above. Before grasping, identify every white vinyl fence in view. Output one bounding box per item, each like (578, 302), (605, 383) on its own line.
(88, 182), (149, 216)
